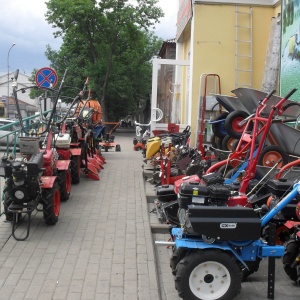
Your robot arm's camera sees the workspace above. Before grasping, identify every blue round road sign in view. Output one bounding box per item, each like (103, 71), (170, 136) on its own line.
(35, 67), (58, 88)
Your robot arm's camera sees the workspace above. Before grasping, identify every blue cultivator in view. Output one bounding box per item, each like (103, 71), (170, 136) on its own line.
(156, 181), (300, 300)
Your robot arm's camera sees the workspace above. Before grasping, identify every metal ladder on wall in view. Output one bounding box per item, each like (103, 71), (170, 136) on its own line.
(235, 6), (253, 88)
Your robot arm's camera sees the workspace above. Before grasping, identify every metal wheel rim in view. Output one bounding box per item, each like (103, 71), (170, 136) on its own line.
(262, 151), (283, 167)
(232, 117), (245, 133)
(189, 260), (231, 299)
(227, 137), (236, 151)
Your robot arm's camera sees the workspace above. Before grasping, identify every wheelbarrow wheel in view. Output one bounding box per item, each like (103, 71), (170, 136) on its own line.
(175, 249), (242, 300)
(282, 238), (300, 282)
(224, 110), (252, 139)
(257, 145), (288, 168)
(42, 181), (61, 225)
(221, 134), (238, 152)
(211, 112), (228, 138)
(210, 133), (218, 149)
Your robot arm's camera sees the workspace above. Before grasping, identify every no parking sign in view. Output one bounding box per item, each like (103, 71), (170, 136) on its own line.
(35, 67), (58, 88)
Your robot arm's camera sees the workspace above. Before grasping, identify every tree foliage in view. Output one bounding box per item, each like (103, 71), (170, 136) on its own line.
(44, 0), (164, 121)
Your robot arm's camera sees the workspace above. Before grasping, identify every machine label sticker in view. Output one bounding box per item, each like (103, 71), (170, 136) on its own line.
(220, 223), (237, 229)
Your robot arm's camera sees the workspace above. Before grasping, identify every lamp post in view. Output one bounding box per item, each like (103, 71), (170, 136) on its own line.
(7, 43), (16, 118)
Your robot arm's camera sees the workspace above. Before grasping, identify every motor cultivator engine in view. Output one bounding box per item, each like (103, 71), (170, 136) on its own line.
(0, 153), (44, 217)
(177, 171), (267, 229)
(266, 179), (300, 221)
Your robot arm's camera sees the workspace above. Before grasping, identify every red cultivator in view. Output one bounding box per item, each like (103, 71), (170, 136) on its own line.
(66, 90), (106, 181)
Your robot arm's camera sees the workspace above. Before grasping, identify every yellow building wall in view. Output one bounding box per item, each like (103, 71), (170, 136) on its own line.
(182, 3), (278, 145)
(181, 23), (191, 123)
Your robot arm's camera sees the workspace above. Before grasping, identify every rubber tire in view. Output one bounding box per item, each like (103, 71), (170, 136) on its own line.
(216, 136), (224, 150)
(3, 193), (21, 222)
(210, 133), (218, 149)
(42, 182), (60, 225)
(222, 135), (238, 151)
(282, 239), (300, 282)
(210, 134), (223, 151)
(71, 155), (80, 184)
(224, 110), (252, 139)
(218, 164), (233, 177)
(170, 247), (188, 276)
(57, 169), (71, 201)
(224, 168), (237, 179)
(257, 145), (288, 168)
(175, 249), (242, 300)
(242, 258), (261, 281)
(211, 112), (229, 138)
(116, 144), (121, 152)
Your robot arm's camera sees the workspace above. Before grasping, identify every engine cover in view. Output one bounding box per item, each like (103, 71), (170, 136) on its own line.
(188, 205), (261, 240)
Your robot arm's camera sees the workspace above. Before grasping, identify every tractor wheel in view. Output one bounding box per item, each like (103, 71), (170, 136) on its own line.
(116, 144), (121, 152)
(282, 239), (300, 282)
(175, 249), (242, 300)
(42, 182), (60, 225)
(242, 258), (261, 281)
(221, 135), (238, 152)
(170, 247), (188, 276)
(224, 110), (252, 139)
(3, 193), (21, 222)
(211, 112), (228, 138)
(257, 145), (288, 168)
(105, 146), (109, 152)
(57, 169), (71, 201)
(71, 155), (81, 184)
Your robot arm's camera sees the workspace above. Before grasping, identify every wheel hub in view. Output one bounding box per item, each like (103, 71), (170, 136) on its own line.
(204, 274), (214, 284)
(189, 261), (231, 299)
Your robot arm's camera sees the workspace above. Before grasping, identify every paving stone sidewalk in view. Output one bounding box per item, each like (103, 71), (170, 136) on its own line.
(0, 129), (160, 300)
(0, 128), (299, 300)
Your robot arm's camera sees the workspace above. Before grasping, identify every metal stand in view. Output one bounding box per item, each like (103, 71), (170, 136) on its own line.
(268, 222), (276, 299)
(10, 202), (36, 241)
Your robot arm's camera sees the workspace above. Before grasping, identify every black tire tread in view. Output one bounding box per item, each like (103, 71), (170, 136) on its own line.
(175, 249), (242, 300)
(257, 145), (289, 167)
(41, 182), (60, 225)
(212, 112), (229, 138)
(71, 155), (80, 184)
(224, 110), (251, 139)
(282, 239), (300, 282)
(57, 169), (71, 201)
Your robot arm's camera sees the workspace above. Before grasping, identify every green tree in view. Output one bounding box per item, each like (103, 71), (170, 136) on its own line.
(45, 0), (164, 121)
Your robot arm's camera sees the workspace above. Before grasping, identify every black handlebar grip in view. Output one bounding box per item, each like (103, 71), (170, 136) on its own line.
(266, 89), (276, 100)
(14, 69), (19, 80)
(284, 88), (297, 99)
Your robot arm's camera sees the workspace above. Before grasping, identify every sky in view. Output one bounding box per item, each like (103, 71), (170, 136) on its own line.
(0, 0), (177, 77)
